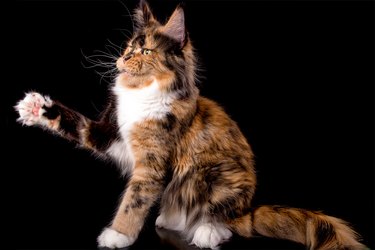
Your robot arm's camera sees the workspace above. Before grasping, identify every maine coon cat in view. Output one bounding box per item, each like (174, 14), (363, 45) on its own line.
(15, 1), (365, 249)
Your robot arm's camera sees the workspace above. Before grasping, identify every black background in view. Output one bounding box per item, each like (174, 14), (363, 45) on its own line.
(8, 0), (373, 249)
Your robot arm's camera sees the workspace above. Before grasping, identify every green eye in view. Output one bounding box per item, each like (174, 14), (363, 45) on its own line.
(142, 49), (152, 55)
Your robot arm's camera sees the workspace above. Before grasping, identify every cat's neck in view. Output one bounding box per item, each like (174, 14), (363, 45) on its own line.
(113, 75), (199, 131)
(113, 77), (176, 122)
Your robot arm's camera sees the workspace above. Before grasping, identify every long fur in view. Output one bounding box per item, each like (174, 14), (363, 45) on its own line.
(15, 1), (366, 249)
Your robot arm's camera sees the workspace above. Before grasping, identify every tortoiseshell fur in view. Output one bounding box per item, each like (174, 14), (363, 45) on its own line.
(15, 1), (366, 249)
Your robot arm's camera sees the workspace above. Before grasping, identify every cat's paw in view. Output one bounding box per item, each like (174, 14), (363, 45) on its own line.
(97, 227), (136, 249)
(156, 212), (186, 231)
(15, 92), (52, 126)
(155, 214), (167, 228)
(191, 223), (232, 249)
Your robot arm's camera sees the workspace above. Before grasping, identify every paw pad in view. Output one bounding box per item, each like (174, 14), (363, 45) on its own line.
(15, 92), (52, 126)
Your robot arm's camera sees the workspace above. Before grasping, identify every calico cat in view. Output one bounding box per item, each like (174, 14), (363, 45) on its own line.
(15, 1), (365, 249)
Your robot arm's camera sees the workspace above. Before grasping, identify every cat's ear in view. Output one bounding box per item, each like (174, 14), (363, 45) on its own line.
(134, 0), (155, 29)
(161, 5), (186, 48)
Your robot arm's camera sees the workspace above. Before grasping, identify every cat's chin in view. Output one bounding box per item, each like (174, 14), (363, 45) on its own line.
(118, 70), (136, 78)
(116, 73), (154, 89)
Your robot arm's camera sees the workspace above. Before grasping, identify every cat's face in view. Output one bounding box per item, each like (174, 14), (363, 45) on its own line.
(116, 32), (171, 88)
(116, 2), (188, 90)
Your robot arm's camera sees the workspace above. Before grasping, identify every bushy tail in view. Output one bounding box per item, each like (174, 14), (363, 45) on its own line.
(247, 205), (366, 250)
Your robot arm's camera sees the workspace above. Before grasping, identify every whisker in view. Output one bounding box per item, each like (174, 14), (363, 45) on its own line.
(105, 39), (125, 56)
(113, 28), (133, 40)
(86, 54), (117, 61)
(116, 0), (135, 33)
(106, 39), (123, 51)
(92, 49), (119, 58)
(81, 48), (119, 83)
(105, 45), (122, 56)
(81, 58), (115, 68)
(78, 0), (137, 85)
(94, 68), (119, 85)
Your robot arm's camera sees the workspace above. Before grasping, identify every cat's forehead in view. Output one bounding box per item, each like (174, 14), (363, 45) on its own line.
(129, 32), (156, 48)
(130, 34), (146, 46)
(129, 29), (171, 50)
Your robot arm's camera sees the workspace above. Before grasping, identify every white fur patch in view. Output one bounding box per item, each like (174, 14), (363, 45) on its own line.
(191, 223), (232, 249)
(97, 227), (135, 249)
(110, 79), (174, 171)
(113, 79), (174, 130)
(106, 140), (135, 175)
(15, 92), (53, 126)
(156, 210), (187, 231)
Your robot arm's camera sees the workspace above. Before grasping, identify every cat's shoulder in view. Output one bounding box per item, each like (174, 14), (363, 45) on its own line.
(195, 96), (234, 125)
(197, 96), (227, 114)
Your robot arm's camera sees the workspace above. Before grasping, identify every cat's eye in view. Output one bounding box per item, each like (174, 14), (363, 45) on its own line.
(142, 49), (152, 55)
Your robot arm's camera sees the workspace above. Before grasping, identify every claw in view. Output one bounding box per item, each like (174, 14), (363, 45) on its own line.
(16, 92), (46, 126)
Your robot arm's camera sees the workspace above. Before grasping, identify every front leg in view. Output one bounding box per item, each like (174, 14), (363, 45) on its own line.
(98, 165), (165, 248)
(15, 92), (116, 152)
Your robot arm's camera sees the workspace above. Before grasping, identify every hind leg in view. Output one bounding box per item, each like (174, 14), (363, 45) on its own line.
(155, 204), (232, 248)
(156, 209), (187, 231)
(191, 222), (232, 249)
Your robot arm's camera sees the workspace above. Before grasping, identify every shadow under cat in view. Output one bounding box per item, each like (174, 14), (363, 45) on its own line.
(99, 225), (306, 250)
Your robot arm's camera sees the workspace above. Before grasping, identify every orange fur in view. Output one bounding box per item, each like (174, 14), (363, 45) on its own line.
(16, 1), (367, 249)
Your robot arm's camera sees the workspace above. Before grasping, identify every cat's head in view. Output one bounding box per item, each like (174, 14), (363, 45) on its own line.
(116, 0), (197, 98)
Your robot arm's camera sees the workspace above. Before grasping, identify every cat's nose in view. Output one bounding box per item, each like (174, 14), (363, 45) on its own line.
(123, 54), (132, 61)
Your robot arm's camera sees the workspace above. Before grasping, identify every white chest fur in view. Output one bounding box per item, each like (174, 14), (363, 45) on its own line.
(106, 78), (174, 173)
(114, 79), (174, 130)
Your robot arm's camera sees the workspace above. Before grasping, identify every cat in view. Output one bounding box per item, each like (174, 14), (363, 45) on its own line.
(15, 1), (366, 249)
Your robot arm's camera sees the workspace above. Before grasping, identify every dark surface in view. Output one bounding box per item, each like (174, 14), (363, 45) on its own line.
(8, 0), (373, 249)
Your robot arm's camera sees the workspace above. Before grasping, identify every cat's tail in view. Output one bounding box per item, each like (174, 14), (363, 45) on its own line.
(229, 205), (366, 250)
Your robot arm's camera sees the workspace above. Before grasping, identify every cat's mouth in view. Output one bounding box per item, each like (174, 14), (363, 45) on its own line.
(119, 69), (135, 77)
(119, 68), (142, 77)
(118, 69), (148, 78)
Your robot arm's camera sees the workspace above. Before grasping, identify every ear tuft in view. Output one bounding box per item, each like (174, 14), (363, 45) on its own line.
(134, 0), (155, 29)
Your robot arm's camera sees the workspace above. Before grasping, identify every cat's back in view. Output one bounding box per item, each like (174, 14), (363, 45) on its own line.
(167, 96), (256, 216)
(193, 96), (246, 141)
(174, 96), (254, 172)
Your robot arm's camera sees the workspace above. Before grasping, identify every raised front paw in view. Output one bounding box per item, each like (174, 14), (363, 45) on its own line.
(97, 227), (136, 249)
(15, 92), (52, 126)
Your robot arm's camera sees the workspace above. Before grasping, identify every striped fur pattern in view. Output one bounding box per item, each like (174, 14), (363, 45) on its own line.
(15, 1), (366, 249)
